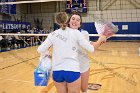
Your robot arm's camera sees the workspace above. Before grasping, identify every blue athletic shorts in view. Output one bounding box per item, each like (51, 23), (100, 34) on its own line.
(52, 70), (80, 83)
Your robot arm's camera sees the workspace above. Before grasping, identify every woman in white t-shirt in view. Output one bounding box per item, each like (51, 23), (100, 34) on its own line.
(67, 12), (106, 93)
(37, 12), (99, 93)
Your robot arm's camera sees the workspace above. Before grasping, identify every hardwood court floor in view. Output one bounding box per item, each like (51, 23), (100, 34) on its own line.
(0, 42), (140, 93)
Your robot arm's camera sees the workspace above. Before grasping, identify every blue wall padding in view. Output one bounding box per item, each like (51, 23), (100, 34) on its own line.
(54, 22), (140, 40)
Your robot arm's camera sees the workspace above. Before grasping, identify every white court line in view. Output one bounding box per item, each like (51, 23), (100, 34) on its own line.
(0, 77), (33, 83)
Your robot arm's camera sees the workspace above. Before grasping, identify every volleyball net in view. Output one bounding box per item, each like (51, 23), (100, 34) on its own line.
(0, 33), (140, 52)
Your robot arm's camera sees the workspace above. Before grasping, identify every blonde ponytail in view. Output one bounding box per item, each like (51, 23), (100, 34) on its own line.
(56, 12), (68, 30)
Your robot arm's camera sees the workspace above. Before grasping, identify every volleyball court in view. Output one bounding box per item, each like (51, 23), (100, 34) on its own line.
(0, 0), (140, 93)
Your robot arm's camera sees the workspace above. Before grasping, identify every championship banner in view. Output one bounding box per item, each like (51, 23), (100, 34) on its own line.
(0, 0), (16, 14)
(66, 0), (87, 13)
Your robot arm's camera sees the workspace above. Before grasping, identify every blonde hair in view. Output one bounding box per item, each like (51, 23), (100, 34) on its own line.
(56, 12), (68, 30)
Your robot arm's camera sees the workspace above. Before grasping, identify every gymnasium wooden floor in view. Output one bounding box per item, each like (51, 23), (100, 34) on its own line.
(0, 41), (140, 93)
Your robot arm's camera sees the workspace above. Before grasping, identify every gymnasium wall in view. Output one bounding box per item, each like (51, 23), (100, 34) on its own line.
(0, 0), (139, 41)
(0, 1), (66, 29)
(81, 22), (140, 41)
(53, 0), (140, 40)
(81, 0), (140, 40)
(81, 0), (140, 22)
(21, 2), (66, 29)
(0, 4), (21, 21)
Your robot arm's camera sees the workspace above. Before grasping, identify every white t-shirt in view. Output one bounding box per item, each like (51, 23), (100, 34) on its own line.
(78, 29), (90, 73)
(78, 29), (89, 59)
(37, 27), (94, 72)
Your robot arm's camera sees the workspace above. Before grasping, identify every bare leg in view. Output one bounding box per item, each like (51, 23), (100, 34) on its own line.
(67, 76), (81, 93)
(81, 69), (90, 93)
(53, 81), (67, 93)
